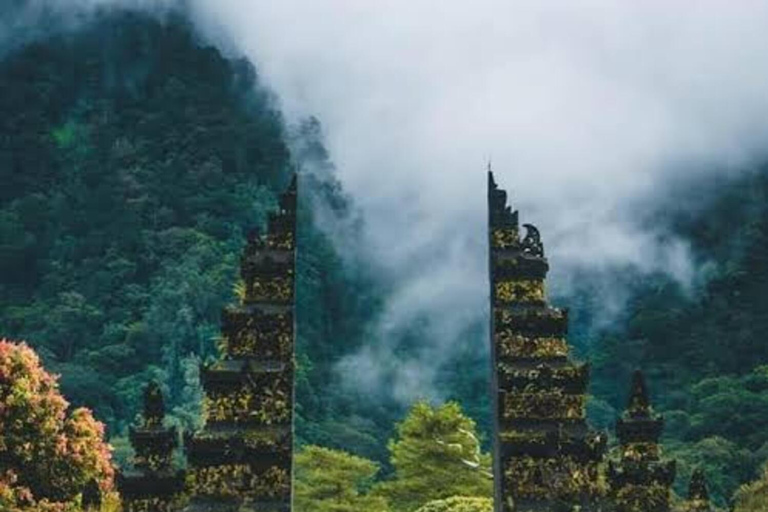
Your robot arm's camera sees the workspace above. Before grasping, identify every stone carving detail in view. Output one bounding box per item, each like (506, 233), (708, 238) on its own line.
(521, 224), (544, 258)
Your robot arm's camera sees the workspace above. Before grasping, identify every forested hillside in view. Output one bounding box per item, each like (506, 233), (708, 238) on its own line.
(0, 10), (287, 436)
(0, 8), (391, 464)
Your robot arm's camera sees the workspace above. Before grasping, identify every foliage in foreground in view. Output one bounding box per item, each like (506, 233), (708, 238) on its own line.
(0, 339), (113, 510)
(372, 401), (493, 512)
(415, 496), (493, 512)
(733, 464), (768, 512)
(294, 445), (389, 512)
(294, 402), (491, 512)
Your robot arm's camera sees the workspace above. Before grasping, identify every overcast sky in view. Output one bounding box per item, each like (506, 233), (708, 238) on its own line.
(14, 0), (768, 403)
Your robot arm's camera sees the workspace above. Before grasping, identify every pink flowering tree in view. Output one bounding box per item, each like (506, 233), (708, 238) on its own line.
(0, 339), (114, 510)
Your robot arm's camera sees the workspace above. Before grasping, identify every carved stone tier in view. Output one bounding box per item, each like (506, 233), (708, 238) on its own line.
(499, 389), (586, 423)
(241, 264), (294, 306)
(263, 224), (295, 252)
(185, 426), (292, 464)
(503, 457), (603, 510)
(200, 361), (293, 428)
(241, 249), (294, 273)
(128, 425), (177, 470)
(492, 254), (549, 281)
(494, 308), (569, 337)
(244, 277), (294, 305)
(184, 446), (291, 507)
(616, 417), (665, 447)
(241, 249), (293, 272)
(500, 419), (590, 436)
(184, 424), (292, 508)
(220, 307), (293, 360)
(497, 362), (590, 394)
(117, 471), (185, 512)
(200, 359), (293, 386)
(607, 461), (676, 487)
(500, 429), (606, 460)
(495, 332), (569, 362)
(494, 278), (547, 306)
(245, 217), (296, 253)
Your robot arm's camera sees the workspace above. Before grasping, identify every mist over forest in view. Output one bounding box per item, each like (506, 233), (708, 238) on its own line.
(3, 2), (768, 511)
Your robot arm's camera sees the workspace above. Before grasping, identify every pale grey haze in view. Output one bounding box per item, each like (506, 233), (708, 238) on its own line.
(12, 1), (768, 403)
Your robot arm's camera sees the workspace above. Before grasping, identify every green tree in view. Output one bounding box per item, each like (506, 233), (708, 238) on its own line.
(373, 401), (493, 512)
(294, 445), (389, 512)
(415, 497), (493, 512)
(734, 464), (768, 512)
(667, 437), (764, 508)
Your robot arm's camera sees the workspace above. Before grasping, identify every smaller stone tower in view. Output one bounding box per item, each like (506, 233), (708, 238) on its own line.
(117, 381), (185, 512)
(680, 469), (714, 512)
(607, 370), (676, 512)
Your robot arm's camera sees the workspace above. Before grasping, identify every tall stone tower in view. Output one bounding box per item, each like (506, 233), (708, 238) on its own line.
(185, 176), (297, 512)
(487, 172), (606, 512)
(607, 370), (676, 512)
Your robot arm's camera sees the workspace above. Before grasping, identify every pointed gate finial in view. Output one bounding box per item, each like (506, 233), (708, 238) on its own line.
(627, 369), (651, 417)
(688, 468), (710, 502)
